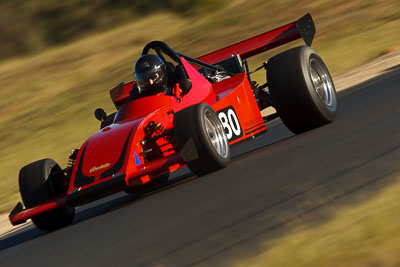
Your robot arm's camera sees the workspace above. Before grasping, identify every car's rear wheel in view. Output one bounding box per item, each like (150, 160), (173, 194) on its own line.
(266, 46), (337, 134)
(19, 158), (75, 231)
(173, 103), (230, 176)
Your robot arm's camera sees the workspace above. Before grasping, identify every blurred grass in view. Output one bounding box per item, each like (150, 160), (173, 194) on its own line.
(0, 0), (399, 217)
(236, 173), (400, 266)
(0, 0), (225, 60)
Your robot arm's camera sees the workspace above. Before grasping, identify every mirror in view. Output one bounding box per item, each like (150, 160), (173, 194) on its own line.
(179, 79), (192, 92)
(176, 65), (192, 93)
(94, 108), (107, 121)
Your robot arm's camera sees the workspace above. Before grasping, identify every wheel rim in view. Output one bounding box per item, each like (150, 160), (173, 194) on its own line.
(204, 109), (229, 158)
(310, 58), (335, 107)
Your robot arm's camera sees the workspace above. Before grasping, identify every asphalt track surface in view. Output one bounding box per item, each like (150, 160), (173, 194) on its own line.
(1, 66), (400, 266)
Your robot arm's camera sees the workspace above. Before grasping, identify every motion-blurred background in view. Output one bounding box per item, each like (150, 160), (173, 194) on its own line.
(1, 0), (399, 263)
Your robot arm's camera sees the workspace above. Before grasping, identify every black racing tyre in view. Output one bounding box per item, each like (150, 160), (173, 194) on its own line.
(266, 46), (337, 134)
(173, 103), (230, 176)
(19, 158), (75, 231)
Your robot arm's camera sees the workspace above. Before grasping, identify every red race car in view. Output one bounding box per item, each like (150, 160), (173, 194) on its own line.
(9, 13), (337, 231)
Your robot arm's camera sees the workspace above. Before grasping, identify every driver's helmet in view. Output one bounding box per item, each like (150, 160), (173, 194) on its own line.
(133, 54), (167, 96)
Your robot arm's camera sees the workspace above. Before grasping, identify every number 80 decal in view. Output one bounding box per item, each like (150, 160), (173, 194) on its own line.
(217, 106), (243, 141)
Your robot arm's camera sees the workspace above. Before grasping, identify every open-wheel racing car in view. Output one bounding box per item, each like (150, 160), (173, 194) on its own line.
(9, 13), (337, 231)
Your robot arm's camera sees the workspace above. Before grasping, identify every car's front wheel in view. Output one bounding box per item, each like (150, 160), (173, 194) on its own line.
(19, 158), (75, 231)
(174, 103), (230, 176)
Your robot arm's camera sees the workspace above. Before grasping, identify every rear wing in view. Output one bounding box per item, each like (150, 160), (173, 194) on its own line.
(197, 13), (315, 65)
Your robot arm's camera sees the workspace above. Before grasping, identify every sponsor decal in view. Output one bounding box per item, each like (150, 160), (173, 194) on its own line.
(133, 151), (142, 165)
(89, 163), (111, 174)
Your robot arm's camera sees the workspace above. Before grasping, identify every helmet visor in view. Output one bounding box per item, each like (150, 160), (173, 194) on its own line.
(136, 71), (161, 89)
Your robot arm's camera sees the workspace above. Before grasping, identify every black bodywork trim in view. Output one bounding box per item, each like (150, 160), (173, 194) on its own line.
(67, 174), (126, 206)
(100, 125), (136, 179)
(73, 142), (95, 188)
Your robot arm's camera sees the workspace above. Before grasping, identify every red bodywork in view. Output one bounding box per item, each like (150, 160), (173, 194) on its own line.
(10, 14), (315, 225)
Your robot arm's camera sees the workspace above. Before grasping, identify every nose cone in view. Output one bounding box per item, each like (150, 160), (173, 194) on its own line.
(71, 120), (141, 189)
